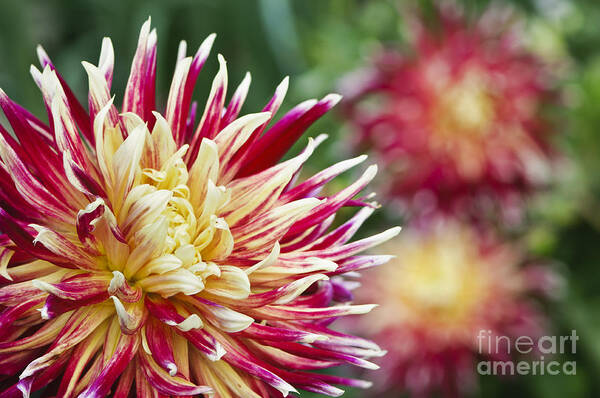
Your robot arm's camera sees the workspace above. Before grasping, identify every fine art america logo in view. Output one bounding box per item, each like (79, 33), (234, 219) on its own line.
(476, 330), (578, 376)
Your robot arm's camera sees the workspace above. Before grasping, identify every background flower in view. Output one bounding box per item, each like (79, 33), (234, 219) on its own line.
(356, 219), (559, 397)
(341, 3), (562, 224)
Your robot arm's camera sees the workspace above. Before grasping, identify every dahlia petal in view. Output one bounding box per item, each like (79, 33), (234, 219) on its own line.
(165, 56), (193, 139)
(78, 332), (140, 398)
(144, 318), (178, 375)
(276, 372), (344, 397)
(144, 112), (178, 170)
(0, 297), (44, 339)
(0, 87), (65, 176)
(0, 270), (67, 306)
(235, 96), (315, 177)
(225, 76), (289, 183)
(98, 37), (114, 87)
(30, 225), (100, 271)
(134, 254), (182, 279)
(239, 323), (327, 344)
(188, 138), (220, 211)
(188, 54), (228, 161)
(330, 254), (395, 275)
(185, 327), (227, 362)
(139, 350), (213, 396)
(0, 160), (42, 221)
(280, 154), (368, 203)
(313, 342), (386, 359)
(35, 45), (93, 145)
(221, 72), (252, 126)
(245, 340), (338, 370)
(123, 18), (157, 122)
(248, 303), (377, 321)
(331, 278), (358, 302)
(124, 216), (168, 278)
(305, 206), (375, 251)
(44, 68), (95, 176)
(232, 198), (321, 254)
(19, 305), (113, 379)
(244, 241), (280, 275)
(190, 356), (262, 398)
(111, 297), (147, 334)
(283, 226), (401, 262)
(32, 272), (110, 301)
(203, 265), (250, 300)
(209, 330), (297, 397)
(0, 210), (76, 269)
(56, 321), (107, 397)
(0, 117), (41, 176)
(171, 329), (192, 379)
(108, 271), (142, 303)
(167, 314), (203, 332)
(250, 257), (337, 285)
(82, 60), (121, 130)
(0, 247), (14, 281)
(12, 353), (70, 398)
(110, 123), (147, 211)
(289, 317), (386, 353)
(170, 33), (216, 145)
(213, 111), (271, 172)
(78, 199), (130, 271)
(92, 98), (122, 189)
(186, 297), (254, 333)
(242, 93), (342, 175)
(139, 268), (205, 297)
(185, 100), (198, 140)
(223, 136), (323, 227)
(200, 217), (234, 261)
(0, 313), (68, 354)
(233, 274), (329, 308)
(0, 351), (40, 378)
(75, 198), (104, 253)
(285, 164), (378, 237)
(0, 130), (71, 221)
(63, 151), (106, 198)
(112, 362), (135, 398)
(1, 87), (54, 149)
(299, 372), (373, 390)
(120, 188), (172, 239)
(145, 297), (225, 360)
(279, 214), (335, 252)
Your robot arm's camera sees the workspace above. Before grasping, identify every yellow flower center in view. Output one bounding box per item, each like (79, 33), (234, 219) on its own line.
(79, 115), (240, 301)
(375, 225), (498, 342)
(433, 70), (496, 139)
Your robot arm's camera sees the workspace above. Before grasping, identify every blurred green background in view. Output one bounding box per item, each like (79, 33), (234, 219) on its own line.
(1, 0), (600, 397)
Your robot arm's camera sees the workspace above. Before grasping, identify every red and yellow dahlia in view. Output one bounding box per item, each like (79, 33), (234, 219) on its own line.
(356, 219), (557, 397)
(342, 5), (558, 221)
(0, 19), (399, 397)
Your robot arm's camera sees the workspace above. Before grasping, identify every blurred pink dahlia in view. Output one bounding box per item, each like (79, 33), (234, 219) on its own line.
(0, 19), (399, 397)
(342, 5), (558, 221)
(356, 219), (558, 397)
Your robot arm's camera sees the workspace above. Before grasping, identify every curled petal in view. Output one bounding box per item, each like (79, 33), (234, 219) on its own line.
(139, 349), (213, 396)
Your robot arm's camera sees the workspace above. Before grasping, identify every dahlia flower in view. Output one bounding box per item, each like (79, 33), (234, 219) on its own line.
(0, 19), (399, 397)
(356, 219), (557, 397)
(342, 5), (557, 221)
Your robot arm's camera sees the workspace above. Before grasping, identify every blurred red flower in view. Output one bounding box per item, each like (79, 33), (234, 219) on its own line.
(355, 218), (560, 397)
(342, 4), (559, 223)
